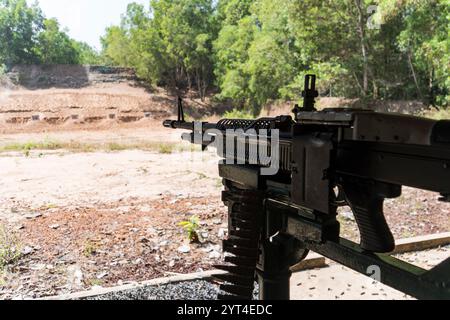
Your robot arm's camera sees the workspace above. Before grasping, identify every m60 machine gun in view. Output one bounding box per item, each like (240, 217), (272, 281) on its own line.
(164, 75), (450, 300)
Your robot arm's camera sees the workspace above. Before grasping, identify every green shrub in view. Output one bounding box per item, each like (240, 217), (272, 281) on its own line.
(82, 240), (100, 257)
(422, 108), (450, 120)
(179, 216), (200, 243)
(223, 109), (255, 119)
(158, 143), (174, 154)
(0, 224), (22, 269)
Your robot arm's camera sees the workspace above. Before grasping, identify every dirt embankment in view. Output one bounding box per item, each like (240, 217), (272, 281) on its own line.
(6, 65), (137, 89)
(0, 65), (173, 131)
(0, 64), (431, 135)
(0, 65), (222, 134)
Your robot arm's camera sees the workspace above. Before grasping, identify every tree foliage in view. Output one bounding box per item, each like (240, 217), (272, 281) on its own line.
(213, 0), (448, 108)
(0, 0), (448, 107)
(0, 0), (43, 65)
(101, 1), (217, 100)
(72, 41), (102, 65)
(0, 0), (100, 67)
(101, 0), (447, 108)
(33, 18), (79, 64)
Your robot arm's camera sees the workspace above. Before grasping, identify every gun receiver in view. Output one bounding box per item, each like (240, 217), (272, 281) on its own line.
(163, 75), (450, 300)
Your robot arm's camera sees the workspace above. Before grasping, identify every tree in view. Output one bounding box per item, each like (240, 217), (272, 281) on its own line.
(34, 18), (80, 64)
(392, 0), (448, 105)
(150, 0), (217, 98)
(0, 0), (43, 66)
(101, 0), (217, 100)
(214, 16), (255, 107)
(98, 0), (448, 108)
(216, 0), (252, 25)
(101, 25), (131, 66)
(72, 41), (101, 65)
(101, 3), (167, 82)
(214, 1), (297, 110)
(0, 0), (100, 66)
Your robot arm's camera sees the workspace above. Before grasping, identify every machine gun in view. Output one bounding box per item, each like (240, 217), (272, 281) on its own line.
(163, 75), (450, 300)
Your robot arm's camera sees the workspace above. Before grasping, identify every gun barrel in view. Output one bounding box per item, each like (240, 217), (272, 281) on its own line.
(163, 120), (222, 131)
(163, 120), (193, 130)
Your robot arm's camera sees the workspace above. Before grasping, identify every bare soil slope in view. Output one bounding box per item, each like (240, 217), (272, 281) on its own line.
(0, 65), (218, 134)
(0, 83), (176, 133)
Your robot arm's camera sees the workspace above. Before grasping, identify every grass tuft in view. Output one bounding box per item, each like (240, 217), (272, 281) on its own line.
(82, 240), (100, 257)
(223, 109), (255, 119)
(158, 143), (174, 154)
(0, 224), (22, 270)
(0, 140), (200, 155)
(422, 108), (450, 120)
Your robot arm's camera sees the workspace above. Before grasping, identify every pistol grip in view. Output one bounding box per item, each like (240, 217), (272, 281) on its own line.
(342, 181), (401, 253)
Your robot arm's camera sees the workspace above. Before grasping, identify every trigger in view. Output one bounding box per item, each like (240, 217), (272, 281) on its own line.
(333, 186), (347, 206)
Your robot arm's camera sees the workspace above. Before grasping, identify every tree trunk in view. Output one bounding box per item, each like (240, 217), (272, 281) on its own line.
(196, 68), (202, 101)
(171, 70), (177, 92)
(202, 77), (207, 102)
(354, 0), (369, 96)
(187, 72), (192, 91)
(201, 66), (207, 102)
(407, 50), (423, 100)
(352, 72), (365, 95)
(372, 80), (378, 99)
(429, 68), (435, 107)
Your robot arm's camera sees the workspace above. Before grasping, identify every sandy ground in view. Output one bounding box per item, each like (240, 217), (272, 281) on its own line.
(0, 148), (229, 299)
(0, 144), (448, 299)
(0, 123), (180, 147)
(291, 246), (449, 300)
(0, 149), (221, 222)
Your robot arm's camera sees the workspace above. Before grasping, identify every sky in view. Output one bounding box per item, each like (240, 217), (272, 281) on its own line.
(29, 0), (149, 50)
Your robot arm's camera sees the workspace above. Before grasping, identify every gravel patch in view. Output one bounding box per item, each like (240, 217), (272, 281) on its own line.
(82, 280), (260, 300)
(81, 247), (449, 301)
(83, 281), (220, 300)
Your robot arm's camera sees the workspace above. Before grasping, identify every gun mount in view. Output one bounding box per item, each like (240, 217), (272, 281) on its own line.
(163, 75), (450, 300)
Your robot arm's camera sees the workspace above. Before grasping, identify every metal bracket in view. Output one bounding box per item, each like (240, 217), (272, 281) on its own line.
(305, 239), (450, 300)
